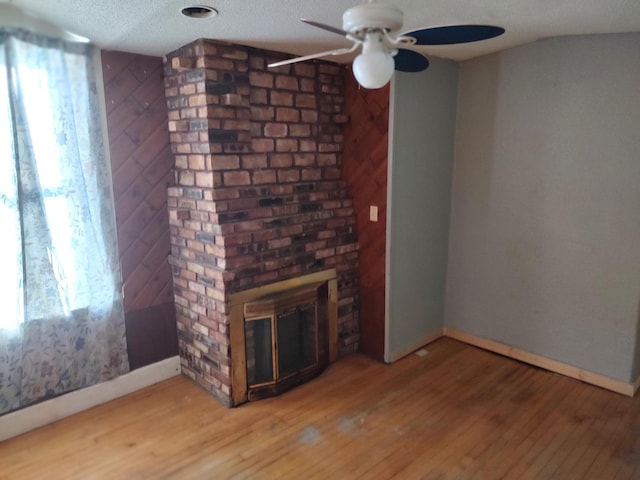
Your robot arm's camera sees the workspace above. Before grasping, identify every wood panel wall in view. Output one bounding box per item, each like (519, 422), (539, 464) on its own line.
(101, 51), (178, 369)
(342, 69), (389, 360)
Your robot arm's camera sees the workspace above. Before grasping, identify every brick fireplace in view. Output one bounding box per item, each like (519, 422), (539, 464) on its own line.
(163, 39), (359, 406)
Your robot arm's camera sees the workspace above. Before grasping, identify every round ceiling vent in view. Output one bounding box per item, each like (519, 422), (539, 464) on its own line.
(181, 5), (218, 19)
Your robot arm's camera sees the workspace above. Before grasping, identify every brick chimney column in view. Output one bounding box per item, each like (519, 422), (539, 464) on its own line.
(163, 39), (359, 406)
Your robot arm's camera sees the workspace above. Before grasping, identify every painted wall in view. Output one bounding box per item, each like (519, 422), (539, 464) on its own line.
(634, 296), (640, 381)
(445, 33), (640, 382)
(386, 59), (458, 361)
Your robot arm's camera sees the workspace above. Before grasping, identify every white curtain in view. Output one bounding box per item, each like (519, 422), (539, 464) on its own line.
(0, 29), (128, 415)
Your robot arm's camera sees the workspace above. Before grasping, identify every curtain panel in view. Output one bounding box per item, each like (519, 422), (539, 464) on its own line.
(0, 29), (128, 415)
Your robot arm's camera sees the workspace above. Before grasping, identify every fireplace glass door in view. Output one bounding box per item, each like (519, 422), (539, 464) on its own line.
(243, 282), (327, 400)
(244, 316), (274, 386)
(276, 304), (317, 379)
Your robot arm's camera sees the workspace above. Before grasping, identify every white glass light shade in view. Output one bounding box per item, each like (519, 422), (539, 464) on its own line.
(352, 50), (394, 89)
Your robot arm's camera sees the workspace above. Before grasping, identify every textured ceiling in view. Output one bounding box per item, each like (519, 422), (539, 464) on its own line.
(2, 0), (640, 62)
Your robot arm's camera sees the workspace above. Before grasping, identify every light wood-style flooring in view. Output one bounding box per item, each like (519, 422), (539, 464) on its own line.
(1, 338), (639, 479)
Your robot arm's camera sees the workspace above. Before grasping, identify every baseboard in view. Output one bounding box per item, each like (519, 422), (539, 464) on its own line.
(387, 329), (444, 363)
(0, 355), (181, 442)
(443, 328), (635, 397)
(633, 374), (640, 395)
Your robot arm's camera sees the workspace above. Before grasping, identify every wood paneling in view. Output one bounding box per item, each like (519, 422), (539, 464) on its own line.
(124, 302), (178, 370)
(2, 338), (639, 479)
(342, 69), (389, 360)
(102, 50), (177, 368)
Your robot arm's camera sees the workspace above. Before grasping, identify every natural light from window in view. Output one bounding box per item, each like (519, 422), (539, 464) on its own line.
(1, 51), (82, 330)
(0, 54), (23, 331)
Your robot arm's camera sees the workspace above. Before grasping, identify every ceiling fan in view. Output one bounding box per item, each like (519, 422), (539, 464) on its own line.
(268, 1), (504, 89)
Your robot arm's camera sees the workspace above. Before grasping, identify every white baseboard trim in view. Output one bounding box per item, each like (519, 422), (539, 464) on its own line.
(387, 329), (444, 363)
(0, 356), (181, 442)
(443, 328), (635, 397)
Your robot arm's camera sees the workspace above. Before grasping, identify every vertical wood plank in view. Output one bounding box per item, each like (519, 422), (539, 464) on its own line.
(102, 50), (177, 368)
(342, 69), (389, 360)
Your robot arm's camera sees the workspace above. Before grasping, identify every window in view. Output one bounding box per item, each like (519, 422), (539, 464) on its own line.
(0, 47), (22, 330)
(0, 35), (113, 328)
(0, 29), (128, 415)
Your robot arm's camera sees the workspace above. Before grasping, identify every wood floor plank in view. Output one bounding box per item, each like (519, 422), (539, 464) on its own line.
(528, 384), (598, 479)
(316, 343), (484, 479)
(443, 368), (544, 478)
(395, 361), (529, 478)
(1, 338), (639, 479)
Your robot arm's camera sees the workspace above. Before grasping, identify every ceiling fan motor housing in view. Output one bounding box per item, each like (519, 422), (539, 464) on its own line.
(342, 4), (403, 34)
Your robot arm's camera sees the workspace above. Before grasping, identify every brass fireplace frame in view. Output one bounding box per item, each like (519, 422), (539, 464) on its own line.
(229, 269), (338, 406)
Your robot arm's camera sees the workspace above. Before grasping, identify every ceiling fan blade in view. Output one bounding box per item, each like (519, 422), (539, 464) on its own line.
(268, 45), (357, 68)
(393, 49), (429, 73)
(404, 25), (505, 45)
(301, 19), (350, 38)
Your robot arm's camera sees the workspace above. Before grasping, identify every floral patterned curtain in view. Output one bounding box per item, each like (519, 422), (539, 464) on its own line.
(0, 29), (128, 415)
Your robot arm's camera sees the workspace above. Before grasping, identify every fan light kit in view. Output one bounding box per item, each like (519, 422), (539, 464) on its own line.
(269, 0), (505, 89)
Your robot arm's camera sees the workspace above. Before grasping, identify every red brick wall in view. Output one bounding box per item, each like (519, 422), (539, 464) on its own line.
(163, 39), (359, 405)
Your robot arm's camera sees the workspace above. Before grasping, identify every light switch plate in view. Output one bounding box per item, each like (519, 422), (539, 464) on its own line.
(369, 205), (378, 222)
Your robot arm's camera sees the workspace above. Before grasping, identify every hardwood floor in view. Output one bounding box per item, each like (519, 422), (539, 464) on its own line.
(1, 338), (639, 479)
